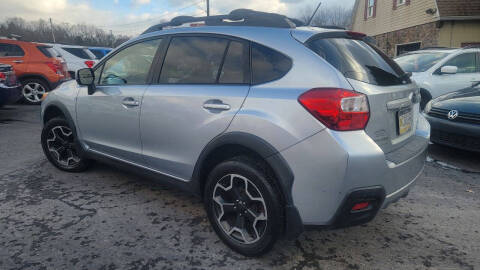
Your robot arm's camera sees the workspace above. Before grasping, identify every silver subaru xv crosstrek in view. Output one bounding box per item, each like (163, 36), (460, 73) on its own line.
(40, 10), (430, 256)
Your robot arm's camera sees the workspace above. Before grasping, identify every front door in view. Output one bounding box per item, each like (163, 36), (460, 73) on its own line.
(431, 52), (480, 98)
(76, 38), (163, 164)
(141, 36), (251, 180)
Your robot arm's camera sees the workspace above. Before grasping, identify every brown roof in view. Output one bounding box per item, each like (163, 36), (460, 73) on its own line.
(436, 0), (480, 17)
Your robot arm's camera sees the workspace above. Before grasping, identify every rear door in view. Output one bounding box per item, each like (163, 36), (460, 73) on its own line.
(307, 36), (420, 155)
(0, 42), (28, 77)
(140, 35), (250, 180)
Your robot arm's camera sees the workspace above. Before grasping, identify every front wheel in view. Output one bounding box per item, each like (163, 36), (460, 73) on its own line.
(21, 78), (49, 105)
(204, 156), (283, 256)
(41, 117), (91, 172)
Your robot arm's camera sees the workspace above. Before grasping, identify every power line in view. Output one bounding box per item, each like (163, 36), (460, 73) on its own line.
(101, 0), (204, 28)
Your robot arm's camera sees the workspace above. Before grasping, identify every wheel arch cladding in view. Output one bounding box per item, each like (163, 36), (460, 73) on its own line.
(42, 102), (76, 135)
(18, 74), (52, 90)
(191, 132), (304, 239)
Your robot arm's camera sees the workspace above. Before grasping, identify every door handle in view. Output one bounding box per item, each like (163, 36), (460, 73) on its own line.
(203, 103), (231, 111)
(12, 60), (23, 63)
(122, 98), (140, 107)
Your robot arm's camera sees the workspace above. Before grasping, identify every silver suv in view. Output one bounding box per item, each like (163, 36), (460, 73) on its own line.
(40, 10), (430, 256)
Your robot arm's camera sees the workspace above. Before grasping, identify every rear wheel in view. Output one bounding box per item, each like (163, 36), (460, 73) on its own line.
(204, 156), (283, 256)
(21, 78), (49, 105)
(41, 117), (91, 172)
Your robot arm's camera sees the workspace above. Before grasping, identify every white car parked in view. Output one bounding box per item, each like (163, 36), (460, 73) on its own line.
(47, 44), (97, 78)
(395, 47), (480, 108)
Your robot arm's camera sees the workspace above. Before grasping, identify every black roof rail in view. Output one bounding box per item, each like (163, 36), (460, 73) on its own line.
(419, 46), (454, 50)
(461, 45), (480, 49)
(142, 9), (305, 34)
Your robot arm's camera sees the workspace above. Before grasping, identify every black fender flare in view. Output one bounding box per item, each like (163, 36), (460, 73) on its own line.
(18, 74), (53, 90)
(191, 132), (304, 239)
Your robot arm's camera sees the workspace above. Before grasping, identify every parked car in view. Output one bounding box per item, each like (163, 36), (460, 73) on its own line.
(87, 47), (112, 59)
(395, 47), (480, 109)
(0, 63), (21, 106)
(40, 10), (430, 256)
(424, 82), (480, 152)
(48, 44), (97, 79)
(0, 39), (69, 104)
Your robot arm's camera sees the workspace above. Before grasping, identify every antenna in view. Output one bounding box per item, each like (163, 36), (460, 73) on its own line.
(307, 1), (322, 26)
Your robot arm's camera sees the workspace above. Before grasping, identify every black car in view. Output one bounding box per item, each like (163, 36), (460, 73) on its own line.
(424, 83), (480, 152)
(0, 63), (21, 107)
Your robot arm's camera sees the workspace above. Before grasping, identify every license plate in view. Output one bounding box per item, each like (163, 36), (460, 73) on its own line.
(398, 108), (413, 135)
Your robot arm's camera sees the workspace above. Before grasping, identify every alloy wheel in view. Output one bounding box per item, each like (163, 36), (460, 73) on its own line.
(46, 126), (81, 168)
(212, 174), (268, 244)
(22, 82), (46, 103)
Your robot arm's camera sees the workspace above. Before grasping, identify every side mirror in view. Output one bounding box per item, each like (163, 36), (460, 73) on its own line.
(440, 65), (458, 74)
(76, 68), (96, 95)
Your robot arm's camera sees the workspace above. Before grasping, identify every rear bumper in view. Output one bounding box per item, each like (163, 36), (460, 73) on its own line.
(424, 113), (480, 152)
(278, 114), (430, 226)
(0, 85), (22, 106)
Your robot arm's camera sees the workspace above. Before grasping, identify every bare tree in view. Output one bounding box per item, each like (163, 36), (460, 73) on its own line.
(0, 17), (130, 47)
(297, 4), (353, 29)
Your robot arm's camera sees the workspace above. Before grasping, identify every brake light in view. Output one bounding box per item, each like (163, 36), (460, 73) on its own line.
(46, 62), (63, 75)
(298, 88), (370, 131)
(346, 31), (367, 39)
(0, 72), (5, 81)
(84, 60), (95, 68)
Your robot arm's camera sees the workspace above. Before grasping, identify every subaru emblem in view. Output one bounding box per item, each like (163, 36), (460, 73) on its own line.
(447, 110), (458, 120)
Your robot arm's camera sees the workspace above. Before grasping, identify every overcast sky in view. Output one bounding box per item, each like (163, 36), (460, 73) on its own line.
(0, 0), (355, 35)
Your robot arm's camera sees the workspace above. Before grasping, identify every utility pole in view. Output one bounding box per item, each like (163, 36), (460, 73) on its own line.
(110, 30), (113, 47)
(49, 18), (56, 43)
(207, 0), (210, 16)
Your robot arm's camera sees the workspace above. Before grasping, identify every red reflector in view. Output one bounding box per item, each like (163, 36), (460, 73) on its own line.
(298, 88), (370, 131)
(85, 60), (95, 68)
(0, 72), (5, 80)
(346, 31), (367, 39)
(351, 202), (370, 211)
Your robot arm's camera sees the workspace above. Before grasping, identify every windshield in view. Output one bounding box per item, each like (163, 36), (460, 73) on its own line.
(307, 38), (408, 86)
(395, 52), (448, 73)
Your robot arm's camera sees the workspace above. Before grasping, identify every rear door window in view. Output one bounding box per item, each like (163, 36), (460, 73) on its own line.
(62, 47), (93, 59)
(308, 38), (407, 86)
(251, 43), (292, 84)
(218, 41), (249, 84)
(160, 36), (228, 84)
(0, 43), (25, 57)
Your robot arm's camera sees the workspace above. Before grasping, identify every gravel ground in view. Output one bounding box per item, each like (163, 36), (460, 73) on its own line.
(1, 105), (479, 270)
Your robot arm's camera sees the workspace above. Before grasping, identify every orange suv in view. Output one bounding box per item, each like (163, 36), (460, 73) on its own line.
(0, 39), (69, 104)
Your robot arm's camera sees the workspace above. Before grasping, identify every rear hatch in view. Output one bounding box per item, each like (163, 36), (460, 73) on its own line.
(305, 32), (422, 157)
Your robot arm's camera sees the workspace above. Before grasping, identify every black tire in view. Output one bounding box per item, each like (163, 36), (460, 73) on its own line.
(41, 117), (91, 172)
(20, 78), (50, 105)
(420, 89), (432, 111)
(204, 156), (283, 257)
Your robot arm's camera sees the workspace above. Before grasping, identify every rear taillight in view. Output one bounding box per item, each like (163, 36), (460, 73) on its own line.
(0, 72), (5, 81)
(46, 62), (63, 75)
(298, 88), (370, 131)
(84, 60), (95, 68)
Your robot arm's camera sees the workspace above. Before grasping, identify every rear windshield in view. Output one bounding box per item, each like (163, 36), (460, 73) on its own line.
(62, 47), (93, 59)
(395, 52), (449, 73)
(36, 46), (58, 58)
(307, 38), (408, 86)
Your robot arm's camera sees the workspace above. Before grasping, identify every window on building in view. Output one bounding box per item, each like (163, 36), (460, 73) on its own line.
(397, 0), (405, 5)
(367, 0), (375, 17)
